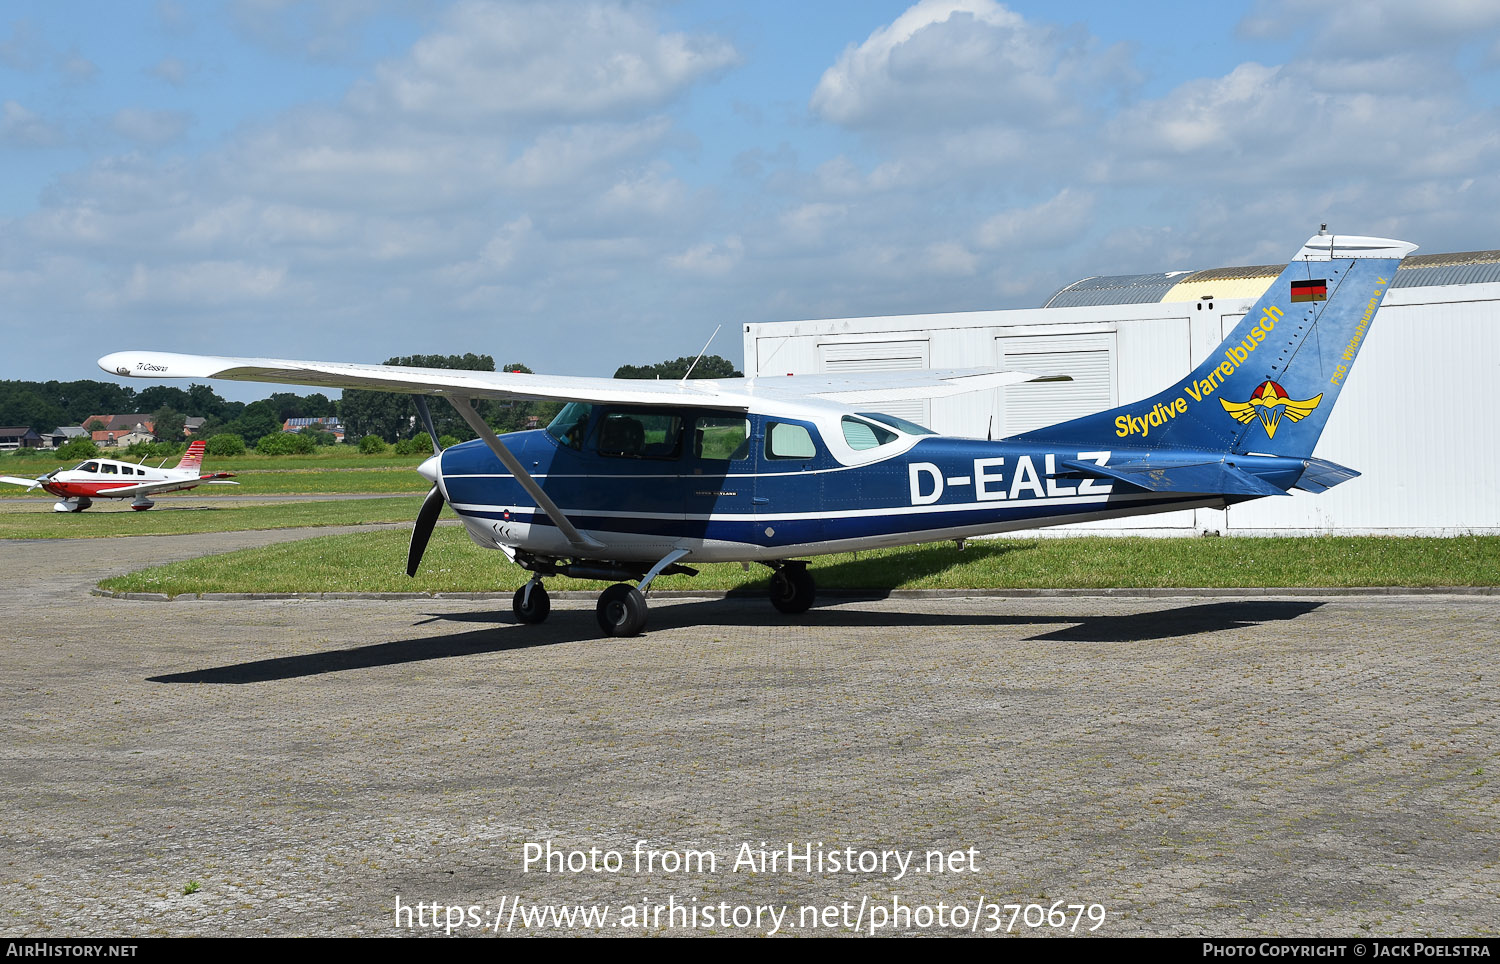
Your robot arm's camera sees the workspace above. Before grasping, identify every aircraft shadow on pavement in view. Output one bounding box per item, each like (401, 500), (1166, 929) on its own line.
(149, 598), (1322, 685)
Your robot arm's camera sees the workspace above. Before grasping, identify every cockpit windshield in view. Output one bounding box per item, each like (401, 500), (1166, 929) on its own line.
(546, 402), (593, 450)
(857, 412), (937, 435)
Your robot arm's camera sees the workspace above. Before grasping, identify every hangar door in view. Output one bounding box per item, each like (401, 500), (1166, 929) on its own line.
(818, 339), (931, 425)
(996, 331), (1116, 435)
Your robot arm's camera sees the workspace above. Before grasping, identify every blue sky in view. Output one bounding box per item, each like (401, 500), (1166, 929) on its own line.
(4, 0), (1499, 401)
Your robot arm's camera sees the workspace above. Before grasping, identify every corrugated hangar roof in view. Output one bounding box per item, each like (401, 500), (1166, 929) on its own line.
(1043, 249), (1500, 308)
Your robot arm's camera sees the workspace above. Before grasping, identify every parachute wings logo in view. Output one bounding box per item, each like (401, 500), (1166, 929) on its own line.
(1219, 380), (1322, 440)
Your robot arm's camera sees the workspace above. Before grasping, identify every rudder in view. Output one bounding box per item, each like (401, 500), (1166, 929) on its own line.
(175, 439), (206, 472)
(1013, 231), (1417, 458)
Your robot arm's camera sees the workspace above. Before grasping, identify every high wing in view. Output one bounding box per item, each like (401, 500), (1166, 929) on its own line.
(98, 348), (1051, 557)
(98, 351), (1055, 409)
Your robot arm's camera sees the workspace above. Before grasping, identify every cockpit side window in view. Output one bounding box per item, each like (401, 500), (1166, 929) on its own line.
(595, 410), (684, 460)
(766, 422), (816, 460)
(546, 402), (593, 450)
(841, 416), (899, 451)
(78, 461), (99, 473)
(693, 417), (750, 461)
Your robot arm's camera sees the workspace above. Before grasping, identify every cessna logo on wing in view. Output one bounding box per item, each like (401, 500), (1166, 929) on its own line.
(1219, 380), (1322, 440)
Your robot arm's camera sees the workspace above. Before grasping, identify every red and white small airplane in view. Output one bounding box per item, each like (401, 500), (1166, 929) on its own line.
(1, 440), (238, 511)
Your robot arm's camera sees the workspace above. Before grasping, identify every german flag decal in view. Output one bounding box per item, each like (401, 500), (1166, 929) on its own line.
(1291, 279), (1327, 302)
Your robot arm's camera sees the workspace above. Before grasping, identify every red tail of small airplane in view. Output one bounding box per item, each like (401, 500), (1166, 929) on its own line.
(175, 440), (207, 473)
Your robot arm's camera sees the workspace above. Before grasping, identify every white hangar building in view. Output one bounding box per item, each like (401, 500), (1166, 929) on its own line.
(742, 249), (1500, 536)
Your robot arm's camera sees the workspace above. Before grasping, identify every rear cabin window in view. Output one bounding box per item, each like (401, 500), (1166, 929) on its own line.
(694, 417), (750, 461)
(767, 422), (816, 460)
(595, 411), (684, 460)
(841, 416), (899, 451)
(101, 463), (117, 475)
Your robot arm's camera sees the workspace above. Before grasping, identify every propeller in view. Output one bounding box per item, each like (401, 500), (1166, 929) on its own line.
(406, 395), (447, 577)
(407, 484), (447, 576)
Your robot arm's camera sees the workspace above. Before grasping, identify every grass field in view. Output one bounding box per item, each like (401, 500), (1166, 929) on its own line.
(0, 448), (428, 472)
(97, 529), (1500, 596)
(0, 496), (425, 539)
(2, 451), (431, 496)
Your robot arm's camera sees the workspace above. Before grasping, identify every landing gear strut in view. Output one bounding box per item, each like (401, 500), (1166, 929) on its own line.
(508, 548), (695, 637)
(768, 561), (816, 614)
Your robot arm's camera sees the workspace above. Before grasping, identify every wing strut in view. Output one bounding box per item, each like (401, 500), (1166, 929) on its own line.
(444, 396), (604, 552)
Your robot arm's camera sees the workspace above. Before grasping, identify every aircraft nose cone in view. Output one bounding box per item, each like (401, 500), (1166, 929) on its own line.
(417, 453), (442, 484)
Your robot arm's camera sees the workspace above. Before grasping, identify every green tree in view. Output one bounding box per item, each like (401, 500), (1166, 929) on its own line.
(220, 401), (281, 445)
(136, 385), (193, 414)
(613, 354), (741, 380)
(0, 385), (67, 434)
(205, 434), (246, 457)
(55, 437), (99, 461)
(151, 406), (187, 443)
(340, 354), (503, 443)
(358, 434), (388, 454)
(256, 432), (316, 456)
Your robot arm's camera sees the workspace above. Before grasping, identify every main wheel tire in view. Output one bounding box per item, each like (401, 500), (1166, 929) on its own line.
(596, 583), (648, 636)
(769, 565), (816, 614)
(513, 583), (551, 624)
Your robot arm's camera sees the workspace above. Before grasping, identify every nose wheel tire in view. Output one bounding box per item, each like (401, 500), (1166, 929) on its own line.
(596, 583), (648, 636)
(512, 583), (551, 624)
(769, 564), (816, 614)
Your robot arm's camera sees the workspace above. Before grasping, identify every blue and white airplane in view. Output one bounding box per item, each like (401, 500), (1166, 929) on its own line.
(99, 230), (1415, 636)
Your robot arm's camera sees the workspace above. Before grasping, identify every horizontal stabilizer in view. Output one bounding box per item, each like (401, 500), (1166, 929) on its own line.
(1293, 458), (1361, 493)
(1058, 457), (1289, 497)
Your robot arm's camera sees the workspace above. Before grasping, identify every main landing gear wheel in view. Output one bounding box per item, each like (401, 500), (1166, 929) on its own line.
(596, 583), (648, 637)
(769, 563), (815, 614)
(512, 583), (551, 624)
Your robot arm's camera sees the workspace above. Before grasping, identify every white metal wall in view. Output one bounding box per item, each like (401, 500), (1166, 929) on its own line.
(743, 282), (1500, 535)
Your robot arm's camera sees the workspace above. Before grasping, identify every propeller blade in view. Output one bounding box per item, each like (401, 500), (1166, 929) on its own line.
(407, 484), (446, 577)
(413, 395), (442, 456)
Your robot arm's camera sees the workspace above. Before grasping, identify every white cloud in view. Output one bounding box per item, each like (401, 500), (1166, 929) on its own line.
(112, 108), (193, 146)
(60, 50), (98, 83)
(0, 20), (44, 71)
(811, 0), (1132, 132)
(352, 0), (738, 123)
(666, 236), (743, 276)
(976, 189), (1094, 250)
(228, 0), (414, 62)
(148, 57), (192, 86)
(1240, 0), (1500, 57)
(118, 260), (288, 307)
(0, 101), (65, 148)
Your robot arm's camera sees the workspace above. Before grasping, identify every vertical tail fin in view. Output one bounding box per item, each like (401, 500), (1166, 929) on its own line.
(175, 439), (207, 473)
(1014, 232), (1417, 457)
